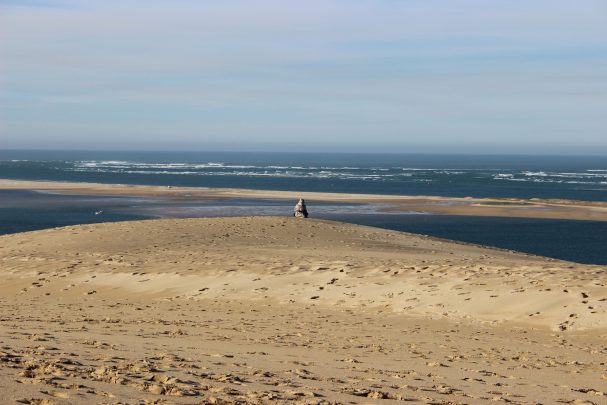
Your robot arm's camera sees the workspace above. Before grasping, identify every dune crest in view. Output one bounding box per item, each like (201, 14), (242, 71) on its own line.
(2, 217), (605, 331)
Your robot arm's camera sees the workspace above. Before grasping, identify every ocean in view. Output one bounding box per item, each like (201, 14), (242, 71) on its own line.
(1, 150), (607, 200)
(1, 150), (606, 264)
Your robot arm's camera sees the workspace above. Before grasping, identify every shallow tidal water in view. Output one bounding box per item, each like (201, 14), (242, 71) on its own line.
(1, 190), (606, 265)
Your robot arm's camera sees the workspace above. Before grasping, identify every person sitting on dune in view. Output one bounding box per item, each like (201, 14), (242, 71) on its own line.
(293, 198), (309, 218)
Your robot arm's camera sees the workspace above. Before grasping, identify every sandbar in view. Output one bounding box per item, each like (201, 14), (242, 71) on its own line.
(2, 179), (607, 221)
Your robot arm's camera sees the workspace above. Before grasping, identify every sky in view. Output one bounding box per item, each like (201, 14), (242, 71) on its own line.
(0, 0), (606, 154)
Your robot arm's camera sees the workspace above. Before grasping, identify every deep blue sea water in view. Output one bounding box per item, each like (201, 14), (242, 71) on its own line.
(1, 151), (606, 264)
(1, 150), (606, 201)
(0, 190), (147, 235)
(323, 214), (607, 265)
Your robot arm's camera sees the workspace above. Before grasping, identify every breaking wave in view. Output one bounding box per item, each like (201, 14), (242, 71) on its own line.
(63, 160), (607, 186)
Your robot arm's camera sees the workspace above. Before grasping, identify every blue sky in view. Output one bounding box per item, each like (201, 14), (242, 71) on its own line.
(0, 0), (606, 154)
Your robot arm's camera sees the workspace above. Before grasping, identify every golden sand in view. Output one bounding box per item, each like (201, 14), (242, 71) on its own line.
(1, 217), (606, 404)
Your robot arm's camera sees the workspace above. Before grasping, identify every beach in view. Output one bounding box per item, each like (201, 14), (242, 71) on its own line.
(2, 179), (607, 222)
(3, 0), (606, 402)
(1, 216), (606, 404)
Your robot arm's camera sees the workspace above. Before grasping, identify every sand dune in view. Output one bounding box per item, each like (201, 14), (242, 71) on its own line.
(1, 217), (606, 404)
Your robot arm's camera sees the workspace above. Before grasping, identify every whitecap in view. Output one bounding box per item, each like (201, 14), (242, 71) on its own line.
(522, 171), (548, 177)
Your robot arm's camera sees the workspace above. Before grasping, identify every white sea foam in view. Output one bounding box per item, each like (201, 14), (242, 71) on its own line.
(69, 166), (421, 181)
(522, 171), (548, 176)
(558, 172), (607, 178)
(515, 171), (607, 179)
(75, 161), (256, 169)
(66, 161), (606, 185)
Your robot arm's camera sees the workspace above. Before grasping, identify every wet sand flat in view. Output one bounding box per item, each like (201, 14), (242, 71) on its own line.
(2, 179), (607, 221)
(1, 217), (606, 404)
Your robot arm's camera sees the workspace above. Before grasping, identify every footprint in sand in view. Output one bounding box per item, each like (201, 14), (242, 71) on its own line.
(41, 391), (69, 399)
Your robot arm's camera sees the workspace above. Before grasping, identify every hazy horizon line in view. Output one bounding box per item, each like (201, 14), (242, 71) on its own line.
(2, 147), (607, 158)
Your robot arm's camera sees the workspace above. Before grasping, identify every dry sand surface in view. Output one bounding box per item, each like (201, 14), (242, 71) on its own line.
(2, 179), (607, 221)
(0, 217), (606, 404)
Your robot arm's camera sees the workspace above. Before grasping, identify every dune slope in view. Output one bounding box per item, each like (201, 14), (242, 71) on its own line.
(0, 217), (605, 404)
